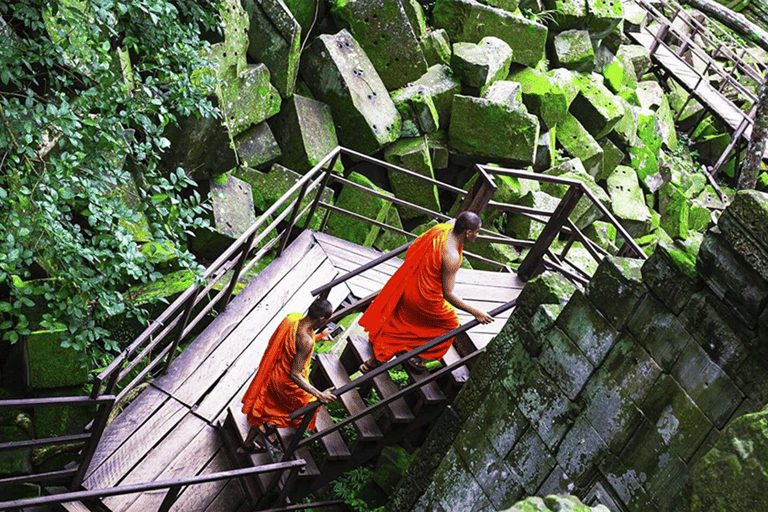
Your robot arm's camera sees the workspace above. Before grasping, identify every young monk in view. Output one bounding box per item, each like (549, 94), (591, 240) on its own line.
(239, 297), (336, 453)
(358, 211), (493, 373)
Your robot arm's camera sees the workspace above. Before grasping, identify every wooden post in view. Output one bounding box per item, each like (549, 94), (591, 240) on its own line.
(162, 288), (199, 375)
(650, 23), (670, 54)
(70, 396), (116, 489)
(518, 186), (584, 281)
(277, 179), (310, 257)
(457, 166), (497, 215)
(221, 231), (256, 308)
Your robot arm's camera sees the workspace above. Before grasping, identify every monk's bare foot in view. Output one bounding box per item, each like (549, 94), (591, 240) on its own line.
(237, 440), (266, 454)
(258, 422), (281, 449)
(359, 357), (382, 374)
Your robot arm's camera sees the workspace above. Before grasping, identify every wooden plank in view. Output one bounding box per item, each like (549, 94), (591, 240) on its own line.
(226, 407), (278, 494)
(315, 354), (383, 441)
(314, 407), (351, 460)
(169, 449), (232, 512)
(59, 502), (92, 512)
(193, 257), (341, 422)
(441, 344), (470, 385)
(170, 246), (331, 410)
(154, 230), (317, 396)
(102, 412), (208, 512)
(83, 386), (171, 483)
(276, 428), (320, 478)
(84, 395), (187, 490)
(347, 335), (414, 424)
(121, 422), (223, 512)
(201, 478), (247, 512)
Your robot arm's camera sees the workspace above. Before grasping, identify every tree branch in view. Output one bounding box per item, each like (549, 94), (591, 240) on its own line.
(679, 0), (768, 51)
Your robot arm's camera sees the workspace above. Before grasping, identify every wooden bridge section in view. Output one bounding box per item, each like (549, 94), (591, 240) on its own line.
(77, 229), (523, 511)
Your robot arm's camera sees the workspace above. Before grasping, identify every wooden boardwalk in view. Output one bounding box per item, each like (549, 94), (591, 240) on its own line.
(80, 230), (524, 511)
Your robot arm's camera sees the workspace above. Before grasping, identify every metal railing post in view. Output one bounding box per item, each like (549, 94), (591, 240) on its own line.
(162, 288), (199, 375)
(278, 179), (311, 257)
(221, 231), (256, 308)
(304, 154), (339, 231)
(70, 395), (116, 489)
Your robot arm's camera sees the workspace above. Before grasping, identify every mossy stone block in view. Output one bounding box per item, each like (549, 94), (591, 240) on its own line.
(506, 190), (560, 240)
(218, 63), (281, 137)
(269, 94), (340, 173)
(282, 0), (325, 34)
(301, 30), (401, 154)
(506, 426), (557, 494)
(431, 448), (490, 511)
(233, 121), (281, 170)
(582, 221), (618, 254)
(598, 137), (625, 180)
(451, 36), (513, 95)
(483, 80), (524, 111)
(539, 327), (594, 400)
(547, 68), (580, 106)
(605, 165), (652, 237)
(242, 0), (301, 97)
(658, 183), (690, 240)
(508, 68), (569, 130)
(641, 241), (700, 314)
(570, 73), (623, 140)
(542, 159), (611, 229)
(556, 289), (619, 367)
(585, 255), (645, 330)
(722, 190), (768, 250)
(449, 94), (539, 165)
(25, 329), (88, 389)
(392, 64), (461, 131)
(601, 333), (663, 405)
(629, 142), (661, 193)
(610, 96), (638, 147)
(325, 172), (392, 246)
(422, 28), (452, 67)
(615, 44), (651, 78)
(534, 129), (556, 172)
(392, 85), (440, 136)
(433, 0), (547, 68)
(542, 0), (588, 30)
(330, 0), (428, 90)
(555, 415), (610, 485)
(384, 137), (440, 219)
(599, 455), (656, 511)
(468, 233), (522, 270)
(717, 210), (768, 290)
(162, 112), (236, 181)
(553, 30), (595, 72)
(554, 113), (604, 177)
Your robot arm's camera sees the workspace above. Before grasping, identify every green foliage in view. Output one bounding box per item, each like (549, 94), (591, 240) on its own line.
(0, 1), (221, 359)
(332, 466), (374, 512)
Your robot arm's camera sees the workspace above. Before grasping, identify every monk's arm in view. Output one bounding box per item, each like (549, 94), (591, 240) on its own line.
(290, 333), (336, 404)
(442, 251), (493, 324)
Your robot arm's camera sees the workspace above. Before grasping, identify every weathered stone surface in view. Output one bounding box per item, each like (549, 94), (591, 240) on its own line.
(720, 190), (768, 257)
(543, 0), (588, 30)
(508, 68), (570, 130)
(431, 448), (490, 511)
(553, 30), (595, 71)
(610, 95), (638, 147)
(325, 171), (392, 246)
(301, 30), (400, 154)
(602, 333), (663, 405)
(25, 330), (88, 388)
(606, 165), (652, 237)
(451, 36), (513, 95)
(570, 73), (624, 140)
(556, 289), (619, 367)
(218, 63), (281, 137)
(586, 0), (624, 40)
(466, 382), (528, 458)
(583, 221), (619, 254)
(658, 183), (690, 240)
(506, 427), (557, 494)
(630, 142), (661, 193)
(282, 0), (325, 34)
(384, 137), (441, 219)
(556, 415), (609, 485)
(392, 64), (462, 131)
(641, 240), (701, 314)
(242, 0), (301, 97)
(422, 28), (452, 66)
(433, 0), (547, 67)
(634, 106), (663, 156)
(374, 207), (408, 252)
(616, 44), (651, 78)
(627, 293), (693, 372)
(688, 405), (768, 512)
(506, 191), (560, 240)
(599, 455), (657, 511)
(596, 45), (635, 94)
(483, 80), (524, 111)
(330, 0), (427, 90)
(269, 94), (340, 173)
(697, 228), (768, 327)
(598, 137), (625, 180)
(555, 113), (603, 177)
(541, 159), (610, 228)
(233, 121), (281, 169)
(449, 94), (539, 165)
(535, 129), (556, 172)
(585, 256), (645, 330)
(547, 68), (580, 106)
(393, 87), (439, 137)
(163, 112), (236, 181)
(539, 327), (594, 400)
(515, 271), (577, 317)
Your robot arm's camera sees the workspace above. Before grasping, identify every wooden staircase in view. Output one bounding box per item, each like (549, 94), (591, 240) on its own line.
(219, 325), (481, 508)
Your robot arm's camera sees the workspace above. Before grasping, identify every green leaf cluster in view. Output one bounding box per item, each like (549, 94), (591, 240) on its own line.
(0, 0), (221, 360)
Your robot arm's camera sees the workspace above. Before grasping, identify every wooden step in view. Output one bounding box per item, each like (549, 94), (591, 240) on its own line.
(276, 428), (320, 479)
(315, 354), (383, 441)
(441, 344), (471, 385)
(347, 335), (414, 424)
(314, 407), (352, 461)
(222, 409), (270, 501)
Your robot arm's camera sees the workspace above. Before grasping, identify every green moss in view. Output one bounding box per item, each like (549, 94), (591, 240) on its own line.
(212, 173), (229, 185)
(666, 247), (698, 278)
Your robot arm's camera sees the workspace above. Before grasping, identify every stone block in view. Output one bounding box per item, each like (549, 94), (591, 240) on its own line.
(242, 0), (301, 97)
(556, 289), (619, 367)
(449, 94), (539, 165)
(538, 327), (594, 400)
(629, 143), (661, 194)
(641, 374), (714, 462)
(671, 339), (743, 429)
(605, 165), (652, 237)
(451, 37), (513, 95)
(601, 333), (662, 405)
(547, 68), (581, 107)
(325, 171), (392, 246)
(466, 381), (529, 458)
(162, 113), (236, 181)
(508, 67), (570, 130)
(384, 137), (440, 219)
(733, 354), (768, 404)
(679, 291), (752, 379)
(585, 255), (646, 331)
(374, 207), (408, 252)
(536, 467), (575, 499)
(431, 448), (490, 512)
(616, 44), (651, 78)
(505, 190), (560, 240)
(422, 28), (452, 67)
(586, 0), (623, 39)
(515, 271), (577, 318)
(542, 159), (611, 228)
(697, 228), (768, 327)
(531, 304), (564, 337)
(619, 419), (690, 511)
(535, 129), (556, 172)
(218, 63), (281, 137)
(717, 204), (768, 284)
(433, 0), (548, 67)
(330, 0), (427, 90)
(233, 121), (281, 170)
(556, 415), (610, 486)
(555, 114), (603, 178)
(483, 81), (524, 111)
(570, 73), (624, 140)
(269, 94), (340, 173)
(609, 96), (638, 148)
(658, 183), (690, 240)
(553, 30), (595, 72)
(599, 455), (657, 512)
(598, 137), (625, 180)
(25, 330), (88, 389)
(391, 64), (462, 131)
(542, 0), (588, 30)
(506, 427), (557, 495)
(301, 30), (400, 154)
(721, 190), (768, 251)
(582, 221), (619, 255)
(393, 88), (439, 137)
(641, 241), (701, 314)
(627, 293), (692, 372)
(596, 45), (635, 94)
(581, 369), (643, 454)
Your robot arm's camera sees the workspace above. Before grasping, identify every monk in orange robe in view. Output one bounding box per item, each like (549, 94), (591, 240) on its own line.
(239, 298), (336, 453)
(358, 211), (493, 373)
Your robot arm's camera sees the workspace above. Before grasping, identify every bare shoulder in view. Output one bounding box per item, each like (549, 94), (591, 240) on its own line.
(295, 328), (314, 352)
(442, 244), (461, 272)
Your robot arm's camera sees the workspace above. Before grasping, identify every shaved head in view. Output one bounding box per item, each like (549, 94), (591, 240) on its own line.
(454, 211), (481, 233)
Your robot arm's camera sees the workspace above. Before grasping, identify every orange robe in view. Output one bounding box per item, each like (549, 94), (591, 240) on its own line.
(241, 313), (318, 430)
(359, 223), (462, 362)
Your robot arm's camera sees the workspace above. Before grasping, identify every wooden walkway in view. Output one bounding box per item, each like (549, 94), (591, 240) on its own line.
(79, 229), (523, 511)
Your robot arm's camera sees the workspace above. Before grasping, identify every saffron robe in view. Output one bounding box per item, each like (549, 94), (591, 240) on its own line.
(359, 223), (462, 362)
(241, 313), (318, 430)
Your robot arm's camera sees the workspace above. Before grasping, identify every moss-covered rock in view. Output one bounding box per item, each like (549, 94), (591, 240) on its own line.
(506, 190), (560, 240)
(542, 0), (588, 30)
(24, 329), (88, 389)
(217, 63), (281, 138)
(555, 113), (604, 178)
(421, 28), (452, 66)
(515, 271), (577, 317)
(391, 64), (462, 132)
(606, 165), (652, 237)
(233, 121), (281, 170)
(583, 221), (619, 254)
(450, 36), (513, 95)
(659, 182), (690, 240)
(629, 142), (661, 193)
(374, 207), (408, 252)
(585, 0), (624, 40)
(508, 68), (570, 130)
(570, 72), (624, 140)
(384, 137), (441, 219)
(542, 158), (611, 229)
(553, 30), (595, 72)
(615, 44), (652, 79)
(330, 0), (428, 90)
(325, 172), (393, 246)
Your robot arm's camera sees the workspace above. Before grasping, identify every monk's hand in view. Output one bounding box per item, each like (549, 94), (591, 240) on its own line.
(317, 387), (336, 404)
(474, 310), (493, 324)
